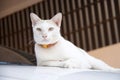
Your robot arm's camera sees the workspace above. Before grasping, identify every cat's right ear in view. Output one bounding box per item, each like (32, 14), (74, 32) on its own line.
(30, 13), (41, 26)
(51, 13), (62, 27)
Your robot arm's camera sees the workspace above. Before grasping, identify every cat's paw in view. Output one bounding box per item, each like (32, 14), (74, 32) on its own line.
(62, 59), (80, 69)
(63, 62), (79, 69)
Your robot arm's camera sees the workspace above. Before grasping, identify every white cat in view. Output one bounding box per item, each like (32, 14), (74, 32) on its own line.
(30, 12), (117, 71)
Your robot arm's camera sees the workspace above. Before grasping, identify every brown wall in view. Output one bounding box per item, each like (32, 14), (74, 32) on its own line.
(0, 0), (43, 19)
(88, 43), (120, 68)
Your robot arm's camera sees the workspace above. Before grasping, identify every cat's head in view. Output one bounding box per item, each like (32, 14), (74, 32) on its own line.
(30, 13), (62, 45)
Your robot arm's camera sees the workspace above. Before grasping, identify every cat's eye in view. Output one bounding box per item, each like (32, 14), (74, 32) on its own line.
(36, 28), (42, 31)
(48, 27), (54, 31)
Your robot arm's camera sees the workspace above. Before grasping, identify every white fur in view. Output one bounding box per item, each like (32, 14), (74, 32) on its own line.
(30, 13), (118, 71)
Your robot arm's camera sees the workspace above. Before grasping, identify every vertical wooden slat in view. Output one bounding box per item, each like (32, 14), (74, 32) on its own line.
(55, 0), (59, 13)
(2, 18), (7, 46)
(94, 1), (103, 48)
(2, 19), (4, 46)
(66, 0), (70, 12)
(60, 0), (67, 39)
(20, 11), (26, 50)
(63, 0), (71, 40)
(10, 15), (15, 48)
(4, 17), (9, 47)
(36, 3), (40, 16)
(12, 14), (18, 48)
(52, 0), (57, 14)
(57, 0), (65, 37)
(110, 0), (119, 43)
(58, 0), (62, 13)
(99, 1), (109, 46)
(87, 0), (96, 49)
(114, 0), (120, 41)
(44, 0), (49, 18)
(58, 0), (65, 14)
(47, 0), (52, 17)
(62, 16), (67, 39)
(71, 0), (76, 11)
(0, 20), (2, 45)
(40, 2), (45, 19)
(90, 0), (99, 49)
(34, 3), (39, 15)
(1, 19), (4, 45)
(2, 19), (5, 45)
(104, 0), (112, 45)
(79, 0), (87, 50)
(32, 5), (36, 13)
(71, 0), (77, 45)
(73, 0), (83, 47)
(29, 5), (34, 13)
(107, 0), (116, 44)
(29, 6), (34, 40)
(6, 16), (11, 47)
(25, 8), (33, 54)
(15, 13), (20, 49)
(97, 1), (105, 47)
(68, 14), (74, 43)
(24, 9), (30, 53)
(42, 1), (47, 19)
(20, 11), (25, 50)
(119, 0), (120, 11)
(4, 18), (8, 46)
(49, 0), (54, 16)
(21, 10), (28, 52)
(68, 0), (75, 43)
(81, 0), (89, 51)
(73, 1), (80, 47)
(118, 0), (120, 41)
(84, 0), (93, 50)
(76, 0), (84, 48)
(8, 15), (14, 48)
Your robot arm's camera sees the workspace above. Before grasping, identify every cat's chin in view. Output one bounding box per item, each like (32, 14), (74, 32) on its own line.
(36, 40), (58, 45)
(35, 39), (49, 44)
(35, 40), (52, 45)
(37, 38), (60, 45)
(36, 41), (50, 45)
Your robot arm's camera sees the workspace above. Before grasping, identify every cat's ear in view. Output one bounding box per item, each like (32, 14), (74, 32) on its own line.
(51, 13), (62, 27)
(30, 13), (41, 26)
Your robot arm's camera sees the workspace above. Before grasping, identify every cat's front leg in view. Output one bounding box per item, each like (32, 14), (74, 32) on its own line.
(62, 59), (91, 69)
(40, 60), (64, 67)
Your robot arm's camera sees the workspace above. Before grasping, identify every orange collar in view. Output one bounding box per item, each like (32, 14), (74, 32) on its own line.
(38, 42), (57, 48)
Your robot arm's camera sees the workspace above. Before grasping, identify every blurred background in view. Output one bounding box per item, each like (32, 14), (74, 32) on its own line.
(0, 0), (120, 67)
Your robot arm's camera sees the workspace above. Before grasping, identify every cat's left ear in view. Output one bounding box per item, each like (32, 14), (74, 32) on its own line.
(51, 13), (62, 27)
(30, 13), (41, 26)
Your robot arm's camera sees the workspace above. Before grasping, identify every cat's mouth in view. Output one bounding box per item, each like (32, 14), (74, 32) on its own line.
(42, 38), (49, 42)
(35, 39), (50, 45)
(40, 39), (51, 44)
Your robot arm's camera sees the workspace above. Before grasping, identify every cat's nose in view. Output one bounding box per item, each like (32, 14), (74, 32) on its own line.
(42, 35), (47, 38)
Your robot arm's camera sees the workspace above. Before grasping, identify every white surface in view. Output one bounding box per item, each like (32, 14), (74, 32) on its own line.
(0, 65), (120, 80)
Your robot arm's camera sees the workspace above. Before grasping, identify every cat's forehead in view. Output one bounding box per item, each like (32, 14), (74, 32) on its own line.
(36, 20), (57, 28)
